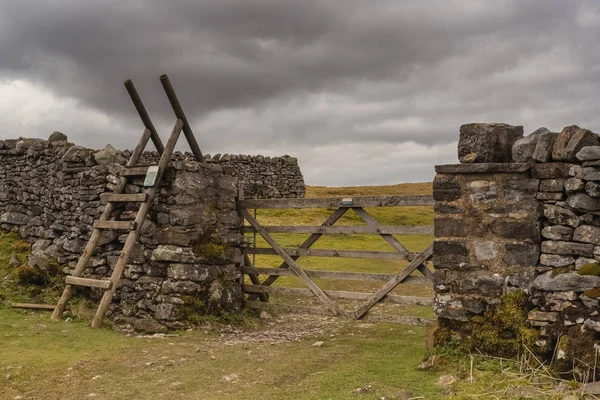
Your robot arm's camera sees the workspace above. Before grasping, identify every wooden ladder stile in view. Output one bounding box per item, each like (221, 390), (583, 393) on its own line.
(51, 73), (204, 327)
(52, 120), (184, 326)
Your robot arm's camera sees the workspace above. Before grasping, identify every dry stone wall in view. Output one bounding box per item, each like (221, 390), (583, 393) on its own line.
(0, 135), (303, 332)
(434, 123), (600, 366)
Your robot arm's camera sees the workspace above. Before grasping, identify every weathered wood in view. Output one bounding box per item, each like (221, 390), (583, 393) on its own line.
(245, 207), (348, 301)
(121, 166), (152, 176)
(244, 252), (269, 302)
(243, 285), (433, 306)
(249, 247), (417, 260)
(241, 225), (434, 235)
(65, 276), (112, 289)
(12, 303), (58, 310)
(159, 74), (204, 162)
(361, 313), (434, 327)
(242, 266), (430, 285)
(124, 79), (165, 154)
(94, 220), (137, 230)
(354, 244), (434, 319)
(244, 300), (331, 316)
(52, 128), (153, 320)
(91, 119), (183, 328)
(240, 195), (434, 209)
(240, 208), (344, 317)
(100, 193), (148, 204)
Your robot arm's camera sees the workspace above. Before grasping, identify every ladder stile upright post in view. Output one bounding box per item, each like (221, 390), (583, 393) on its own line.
(52, 76), (204, 328)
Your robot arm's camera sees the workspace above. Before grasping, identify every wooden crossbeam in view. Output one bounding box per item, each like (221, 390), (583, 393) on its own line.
(353, 244), (434, 319)
(243, 285), (433, 306)
(245, 207), (348, 301)
(241, 266), (430, 285)
(240, 208), (344, 317)
(239, 195), (434, 209)
(65, 276), (112, 289)
(240, 225), (434, 235)
(249, 247), (417, 260)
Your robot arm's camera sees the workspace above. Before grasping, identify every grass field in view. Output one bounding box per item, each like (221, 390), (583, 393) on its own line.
(0, 182), (574, 399)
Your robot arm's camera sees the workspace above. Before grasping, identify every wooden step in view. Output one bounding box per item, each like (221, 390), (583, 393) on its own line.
(121, 165), (153, 176)
(11, 303), (57, 310)
(65, 276), (112, 289)
(100, 193), (148, 204)
(94, 220), (137, 230)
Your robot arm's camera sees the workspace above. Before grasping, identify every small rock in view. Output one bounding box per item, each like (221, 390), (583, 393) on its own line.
(86, 394), (97, 398)
(352, 386), (373, 395)
(312, 341), (324, 347)
(48, 131), (68, 143)
(417, 355), (436, 370)
(171, 381), (182, 387)
(64, 318), (72, 323)
(392, 390), (414, 400)
(91, 375), (102, 380)
(576, 145), (600, 161)
(436, 375), (456, 387)
(8, 255), (19, 268)
(259, 311), (272, 320)
(461, 152), (478, 163)
(221, 373), (239, 383)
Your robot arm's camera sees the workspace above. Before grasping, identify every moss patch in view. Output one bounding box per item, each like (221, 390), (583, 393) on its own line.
(437, 291), (538, 358)
(583, 288), (600, 298)
(577, 262), (600, 276)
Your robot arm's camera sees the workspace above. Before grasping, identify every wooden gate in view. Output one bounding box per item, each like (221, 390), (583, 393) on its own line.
(238, 192), (435, 325)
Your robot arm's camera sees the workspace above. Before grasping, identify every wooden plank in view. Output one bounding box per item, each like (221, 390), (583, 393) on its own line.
(245, 207), (348, 301)
(121, 166), (151, 176)
(100, 193), (148, 204)
(52, 128), (153, 321)
(245, 300), (331, 316)
(240, 208), (344, 317)
(354, 244), (434, 319)
(94, 220), (137, 230)
(243, 285), (433, 306)
(65, 276), (112, 289)
(241, 225), (434, 235)
(352, 207), (409, 256)
(249, 247), (417, 260)
(242, 266), (430, 285)
(12, 303), (57, 310)
(240, 195), (434, 209)
(361, 314), (434, 327)
(91, 119), (184, 328)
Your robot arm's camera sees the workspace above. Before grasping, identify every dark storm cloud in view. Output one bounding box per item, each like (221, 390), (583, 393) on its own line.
(0, 0), (599, 184)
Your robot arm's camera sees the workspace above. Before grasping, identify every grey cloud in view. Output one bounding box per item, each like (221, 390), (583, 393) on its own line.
(0, 1), (599, 185)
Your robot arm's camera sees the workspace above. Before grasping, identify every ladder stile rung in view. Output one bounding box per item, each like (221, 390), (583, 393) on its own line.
(94, 220), (137, 230)
(65, 276), (112, 289)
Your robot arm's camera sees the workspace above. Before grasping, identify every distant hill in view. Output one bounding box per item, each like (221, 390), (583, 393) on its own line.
(306, 182), (432, 198)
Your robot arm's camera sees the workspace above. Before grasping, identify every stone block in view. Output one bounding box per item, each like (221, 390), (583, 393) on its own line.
(432, 240), (469, 264)
(155, 303), (182, 321)
(432, 175), (461, 202)
(539, 254), (576, 267)
(490, 219), (539, 242)
(533, 131), (559, 162)
(151, 246), (196, 263)
(503, 179), (539, 201)
(167, 263), (211, 281)
(552, 125), (600, 162)
(543, 204), (580, 227)
(434, 203), (464, 214)
(536, 192), (565, 201)
(541, 240), (594, 257)
(576, 146), (600, 161)
(568, 165), (600, 181)
(533, 271), (600, 291)
(473, 241), (500, 261)
(467, 181), (497, 203)
(503, 243), (539, 266)
(458, 123), (523, 163)
(434, 294), (488, 321)
(539, 178), (566, 192)
(457, 272), (503, 296)
(541, 225), (573, 241)
(512, 128), (549, 162)
(565, 177), (585, 193)
(531, 163), (570, 179)
(585, 181), (600, 198)
(161, 280), (203, 295)
(0, 211), (28, 225)
(133, 318), (168, 333)
(567, 193), (600, 212)
(573, 225), (600, 245)
(435, 163), (530, 174)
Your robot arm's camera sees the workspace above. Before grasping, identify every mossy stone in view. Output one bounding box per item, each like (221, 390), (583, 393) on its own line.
(577, 263), (600, 277)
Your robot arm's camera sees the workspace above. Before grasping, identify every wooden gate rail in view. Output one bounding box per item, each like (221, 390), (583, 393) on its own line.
(239, 194), (434, 325)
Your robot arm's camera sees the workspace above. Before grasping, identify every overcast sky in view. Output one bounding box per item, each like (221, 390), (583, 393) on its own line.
(1, 1), (599, 185)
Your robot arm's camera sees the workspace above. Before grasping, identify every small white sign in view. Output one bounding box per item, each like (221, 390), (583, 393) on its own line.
(143, 166), (159, 187)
